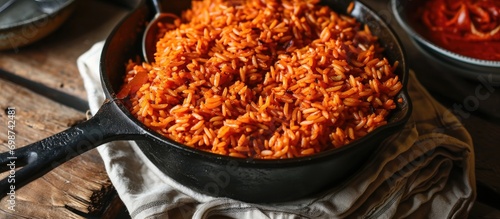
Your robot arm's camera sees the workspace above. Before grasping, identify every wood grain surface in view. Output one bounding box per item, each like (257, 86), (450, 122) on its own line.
(0, 0), (132, 101)
(0, 78), (110, 218)
(0, 0), (131, 218)
(0, 0), (497, 218)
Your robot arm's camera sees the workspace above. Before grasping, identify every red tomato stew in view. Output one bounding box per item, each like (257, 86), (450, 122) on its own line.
(416, 0), (500, 61)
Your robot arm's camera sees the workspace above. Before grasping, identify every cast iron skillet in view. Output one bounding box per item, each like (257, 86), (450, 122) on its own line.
(0, 0), (411, 203)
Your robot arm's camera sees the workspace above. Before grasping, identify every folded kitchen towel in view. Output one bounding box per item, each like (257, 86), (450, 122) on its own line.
(77, 41), (476, 219)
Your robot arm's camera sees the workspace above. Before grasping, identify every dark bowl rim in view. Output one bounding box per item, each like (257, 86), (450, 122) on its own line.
(0, 0), (76, 30)
(100, 0), (413, 167)
(390, 0), (500, 68)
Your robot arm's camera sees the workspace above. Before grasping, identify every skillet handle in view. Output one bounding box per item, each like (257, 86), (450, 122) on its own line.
(0, 100), (144, 196)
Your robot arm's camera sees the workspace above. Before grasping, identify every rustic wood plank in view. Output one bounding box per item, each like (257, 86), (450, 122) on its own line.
(463, 114), (500, 205)
(0, 0), (131, 101)
(469, 202), (500, 219)
(101, 193), (129, 219)
(0, 78), (112, 218)
(0, 1), (133, 217)
(0, 0), (495, 218)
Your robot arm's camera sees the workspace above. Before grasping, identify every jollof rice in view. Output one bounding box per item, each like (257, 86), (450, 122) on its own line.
(118, 0), (403, 159)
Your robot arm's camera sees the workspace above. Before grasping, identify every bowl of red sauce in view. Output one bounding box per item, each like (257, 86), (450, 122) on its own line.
(392, 0), (500, 79)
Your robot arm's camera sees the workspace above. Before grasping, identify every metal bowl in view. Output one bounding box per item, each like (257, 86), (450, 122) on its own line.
(391, 0), (500, 80)
(0, 0), (76, 51)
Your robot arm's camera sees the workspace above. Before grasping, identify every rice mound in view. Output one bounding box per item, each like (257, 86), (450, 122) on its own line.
(119, 0), (403, 159)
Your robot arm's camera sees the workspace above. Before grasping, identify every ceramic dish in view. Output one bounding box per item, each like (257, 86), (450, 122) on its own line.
(0, 0), (76, 50)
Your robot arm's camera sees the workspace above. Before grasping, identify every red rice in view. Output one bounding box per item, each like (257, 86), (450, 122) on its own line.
(119, 0), (403, 159)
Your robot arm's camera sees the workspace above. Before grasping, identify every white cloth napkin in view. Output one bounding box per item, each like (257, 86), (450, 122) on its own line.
(77, 42), (476, 219)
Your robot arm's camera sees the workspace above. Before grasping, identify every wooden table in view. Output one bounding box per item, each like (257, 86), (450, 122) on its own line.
(0, 0), (132, 218)
(0, 0), (498, 218)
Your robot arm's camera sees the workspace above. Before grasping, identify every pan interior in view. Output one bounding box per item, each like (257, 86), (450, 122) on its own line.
(100, 0), (411, 163)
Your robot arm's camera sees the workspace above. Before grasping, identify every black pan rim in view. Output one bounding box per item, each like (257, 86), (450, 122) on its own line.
(99, 0), (413, 167)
